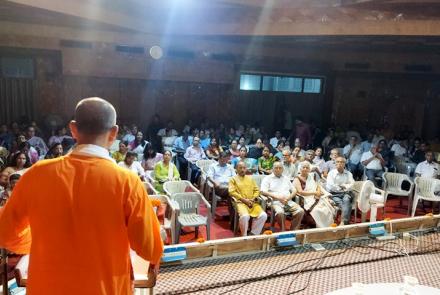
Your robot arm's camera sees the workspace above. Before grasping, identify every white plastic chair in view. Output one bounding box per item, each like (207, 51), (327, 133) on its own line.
(145, 170), (155, 184)
(196, 159), (216, 194)
(143, 181), (158, 195)
(173, 192), (211, 243)
(382, 172), (414, 215)
(411, 177), (440, 217)
(148, 194), (177, 244)
(163, 180), (198, 197)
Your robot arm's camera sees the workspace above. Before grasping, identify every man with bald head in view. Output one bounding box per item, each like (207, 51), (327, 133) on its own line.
(0, 97), (163, 294)
(228, 161), (267, 236)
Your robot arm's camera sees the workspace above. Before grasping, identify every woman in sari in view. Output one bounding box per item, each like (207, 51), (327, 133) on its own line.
(294, 161), (335, 228)
(129, 131), (149, 161)
(153, 150), (180, 193)
(206, 137), (223, 160)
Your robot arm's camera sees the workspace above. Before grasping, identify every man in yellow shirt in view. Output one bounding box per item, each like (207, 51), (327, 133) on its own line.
(0, 97), (163, 295)
(228, 161), (267, 236)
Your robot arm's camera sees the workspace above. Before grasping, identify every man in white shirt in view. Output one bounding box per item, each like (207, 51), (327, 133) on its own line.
(343, 136), (363, 179)
(270, 131), (282, 148)
(157, 121), (178, 138)
(326, 157), (355, 225)
(323, 148), (340, 179)
(361, 144), (385, 187)
(118, 151), (145, 181)
(415, 151), (439, 179)
(261, 162), (304, 230)
(390, 138), (407, 157)
(207, 152), (236, 199)
(281, 149), (297, 180)
(184, 136), (206, 183)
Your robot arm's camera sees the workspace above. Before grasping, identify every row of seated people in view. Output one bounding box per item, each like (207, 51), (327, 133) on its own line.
(206, 152), (354, 236)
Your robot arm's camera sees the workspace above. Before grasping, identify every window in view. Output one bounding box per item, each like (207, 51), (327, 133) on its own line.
(240, 73), (324, 94)
(303, 78), (321, 93)
(262, 76), (302, 92)
(239, 74), (261, 91)
(1, 57), (34, 78)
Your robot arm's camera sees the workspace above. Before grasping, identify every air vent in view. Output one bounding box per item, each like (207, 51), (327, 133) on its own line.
(210, 53), (235, 62)
(344, 62), (370, 70)
(166, 49), (195, 59)
(60, 40), (93, 49)
(115, 45), (145, 54)
(404, 64), (432, 72)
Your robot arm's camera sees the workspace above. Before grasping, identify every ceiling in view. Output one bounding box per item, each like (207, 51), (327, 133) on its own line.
(1, 0), (440, 36)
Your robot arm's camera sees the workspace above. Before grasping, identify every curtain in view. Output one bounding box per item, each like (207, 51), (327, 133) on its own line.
(0, 78), (35, 124)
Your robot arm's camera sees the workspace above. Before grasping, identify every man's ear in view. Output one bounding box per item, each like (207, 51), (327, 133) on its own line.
(108, 125), (119, 143)
(69, 121), (78, 140)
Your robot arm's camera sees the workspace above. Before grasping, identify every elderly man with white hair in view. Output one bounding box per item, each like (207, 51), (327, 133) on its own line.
(261, 161), (304, 230)
(326, 157), (355, 225)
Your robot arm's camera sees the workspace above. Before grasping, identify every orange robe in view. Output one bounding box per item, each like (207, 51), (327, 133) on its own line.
(0, 153), (163, 295)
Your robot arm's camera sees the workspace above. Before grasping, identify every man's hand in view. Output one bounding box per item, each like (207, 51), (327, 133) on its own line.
(241, 198), (254, 208)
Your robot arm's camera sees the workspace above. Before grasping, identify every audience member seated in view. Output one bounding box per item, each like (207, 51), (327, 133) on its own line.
(322, 148), (340, 179)
(411, 141), (428, 164)
(26, 125), (48, 157)
(313, 147), (326, 173)
(248, 138), (264, 159)
(326, 157), (355, 225)
(409, 137), (422, 158)
(378, 139), (394, 170)
(122, 124), (137, 143)
(48, 127), (72, 147)
(294, 161), (335, 228)
(157, 120), (178, 138)
(111, 140), (129, 163)
(258, 146), (276, 175)
(229, 139), (240, 159)
(237, 136), (248, 151)
(293, 138), (306, 157)
(361, 144), (385, 187)
(118, 151), (145, 181)
(270, 131), (282, 148)
(161, 128), (178, 152)
(261, 162), (304, 230)
(415, 151), (439, 179)
(129, 131), (149, 160)
(273, 140), (286, 160)
(0, 173), (20, 207)
(207, 151), (236, 201)
(304, 149), (322, 177)
(45, 143), (64, 159)
(231, 147), (258, 174)
(361, 132), (374, 153)
(0, 124), (14, 150)
(280, 149), (297, 180)
(291, 146), (303, 164)
(0, 170), (8, 192)
(3, 151), (31, 176)
(343, 136), (363, 179)
(391, 137), (407, 157)
(153, 150), (180, 193)
(206, 137), (223, 160)
(142, 144), (163, 171)
(199, 130), (211, 150)
(228, 161), (267, 236)
(184, 136), (206, 183)
(173, 131), (192, 177)
(227, 127), (237, 144)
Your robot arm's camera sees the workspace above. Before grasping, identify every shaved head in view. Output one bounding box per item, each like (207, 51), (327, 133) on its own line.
(74, 97), (116, 135)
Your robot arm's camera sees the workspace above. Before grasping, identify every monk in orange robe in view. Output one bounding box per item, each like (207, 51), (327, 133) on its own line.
(0, 97), (163, 294)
